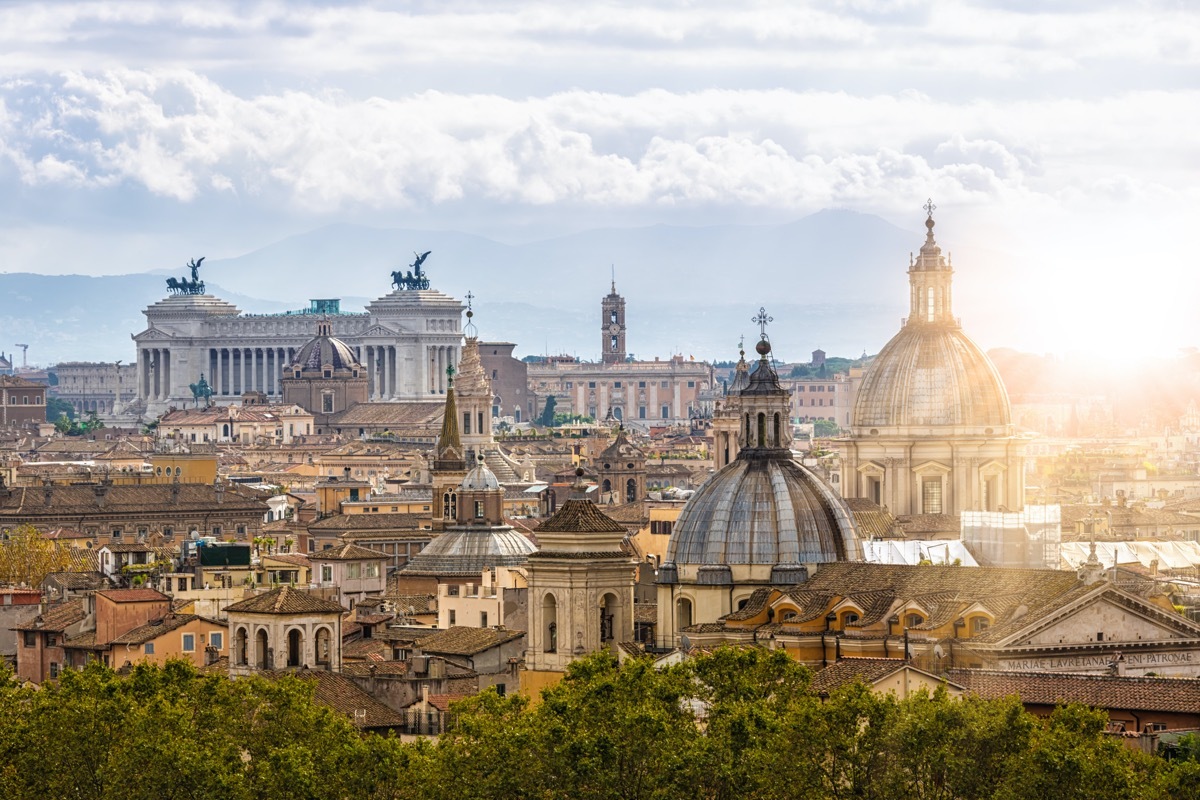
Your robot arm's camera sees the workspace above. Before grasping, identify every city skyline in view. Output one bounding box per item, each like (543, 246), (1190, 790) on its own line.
(0, 1), (1195, 361)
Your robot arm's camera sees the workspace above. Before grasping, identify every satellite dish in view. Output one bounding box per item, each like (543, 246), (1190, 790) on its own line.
(680, 634), (692, 651)
(189, 530), (199, 540)
(933, 644), (945, 659)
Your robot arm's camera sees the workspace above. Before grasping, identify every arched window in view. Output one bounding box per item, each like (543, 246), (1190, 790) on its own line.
(773, 413), (781, 447)
(602, 479), (612, 495)
(757, 413), (767, 448)
(599, 593), (618, 643)
(315, 627), (332, 666)
(841, 611), (860, 627)
(287, 628), (303, 668)
(442, 490), (457, 520)
(677, 598), (693, 629)
(905, 613), (925, 629)
(255, 629), (270, 670)
(543, 594), (558, 654)
(626, 478), (636, 503)
(235, 627), (248, 666)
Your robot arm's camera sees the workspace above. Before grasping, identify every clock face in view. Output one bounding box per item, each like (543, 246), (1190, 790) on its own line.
(609, 324), (621, 334)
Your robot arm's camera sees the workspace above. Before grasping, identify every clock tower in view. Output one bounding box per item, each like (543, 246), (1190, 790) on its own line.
(601, 279), (626, 365)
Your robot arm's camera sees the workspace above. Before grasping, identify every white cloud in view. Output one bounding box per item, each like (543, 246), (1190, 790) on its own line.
(0, 71), (1193, 222)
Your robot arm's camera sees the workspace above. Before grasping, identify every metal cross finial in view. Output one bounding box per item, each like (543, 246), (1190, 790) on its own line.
(465, 291), (474, 310)
(752, 307), (773, 338)
(924, 198), (936, 218)
(738, 334), (745, 354)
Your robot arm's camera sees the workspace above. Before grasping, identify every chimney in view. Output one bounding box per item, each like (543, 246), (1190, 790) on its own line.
(43, 479), (53, 506)
(93, 481), (109, 508)
(215, 480), (225, 504)
(171, 475), (180, 504)
(343, 466), (351, 481)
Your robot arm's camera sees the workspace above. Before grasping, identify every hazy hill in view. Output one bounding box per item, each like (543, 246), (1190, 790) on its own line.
(4, 209), (918, 365)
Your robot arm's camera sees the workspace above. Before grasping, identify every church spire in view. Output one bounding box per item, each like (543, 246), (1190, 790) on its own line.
(434, 367), (465, 471)
(907, 199), (956, 327)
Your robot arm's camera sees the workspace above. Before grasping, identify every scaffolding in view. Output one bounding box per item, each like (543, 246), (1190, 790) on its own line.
(960, 505), (1061, 569)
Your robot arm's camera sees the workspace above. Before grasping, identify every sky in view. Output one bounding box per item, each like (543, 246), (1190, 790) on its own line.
(0, 0), (1196, 359)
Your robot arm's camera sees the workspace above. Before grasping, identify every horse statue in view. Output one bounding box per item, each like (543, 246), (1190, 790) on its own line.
(390, 252), (432, 290)
(166, 277), (181, 293)
(189, 374), (214, 407)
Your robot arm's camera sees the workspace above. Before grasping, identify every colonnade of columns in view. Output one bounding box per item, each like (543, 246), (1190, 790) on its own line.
(139, 348), (171, 402)
(363, 344), (455, 399)
(139, 342), (459, 403)
(207, 347), (295, 397)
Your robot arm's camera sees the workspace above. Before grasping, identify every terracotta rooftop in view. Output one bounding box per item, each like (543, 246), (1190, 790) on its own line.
(537, 498), (628, 534)
(0, 482), (268, 516)
(14, 599), (86, 632)
(309, 513), (428, 532)
(109, 613), (215, 645)
(794, 562), (1090, 644)
(278, 670), (406, 730)
(811, 658), (957, 695)
(946, 669), (1200, 713)
(327, 401), (445, 427)
(225, 585), (345, 615)
(416, 625), (525, 657)
(97, 588), (170, 603)
(309, 542), (387, 562)
(425, 693), (469, 713)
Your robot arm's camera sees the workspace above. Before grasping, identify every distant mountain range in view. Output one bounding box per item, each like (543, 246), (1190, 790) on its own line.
(2, 209), (926, 366)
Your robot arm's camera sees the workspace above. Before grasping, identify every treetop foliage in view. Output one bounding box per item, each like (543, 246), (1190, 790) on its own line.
(1, 648), (1197, 800)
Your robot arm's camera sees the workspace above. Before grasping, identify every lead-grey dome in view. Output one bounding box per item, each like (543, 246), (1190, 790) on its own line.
(293, 320), (360, 374)
(462, 461), (501, 491)
(852, 326), (1010, 430)
(400, 525), (535, 576)
(665, 450), (860, 568)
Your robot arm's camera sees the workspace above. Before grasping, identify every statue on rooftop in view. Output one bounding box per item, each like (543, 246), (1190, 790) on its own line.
(391, 250), (432, 290)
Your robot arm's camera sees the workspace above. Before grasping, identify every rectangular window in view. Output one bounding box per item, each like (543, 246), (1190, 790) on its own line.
(46, 635), (57, 647)
(687, 381), (695, 388)
(613, 381), (622, 388)
(49, 662), (59, 678)
(446, 585), (460, 597)
(588, 381), (596, 388)
(144, 643), (155, 655)
(638, 381), (645, 388)
(661, 381), (668, 388)
(481, 611), (488, 627)
(346, 563), (361, 579)
(475, 500), (485, 519)
(565, 382), (573, 389)
(212, 526), (221, 536)
(23, 631), (35, 648)
(661, 406), (669, 419)
(463, 412), (471, 435)
(236, 524), (246, 536)
(365, 563), (379, 578)
(921, 478), (943, 515)
(210, 632), (223, 650)
(321, 565), (333, 583)
(182, 634), (195, 652)
(448, 610), (456, 625)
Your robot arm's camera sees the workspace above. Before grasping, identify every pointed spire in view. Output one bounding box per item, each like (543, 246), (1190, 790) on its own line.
(464, 291), (477, 338)
(435, 376), (465, 471)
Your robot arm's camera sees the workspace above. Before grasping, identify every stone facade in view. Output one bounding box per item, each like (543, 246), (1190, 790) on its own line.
(132, 284), (464, 418)
(50, 362), (138, 416)
(0, 375), (46, 428)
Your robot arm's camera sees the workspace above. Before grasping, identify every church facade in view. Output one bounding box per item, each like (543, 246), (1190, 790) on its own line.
(838, 206), (1025, 517)
(131, 268), (464, 418)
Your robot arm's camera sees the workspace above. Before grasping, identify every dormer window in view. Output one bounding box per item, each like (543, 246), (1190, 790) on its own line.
(323, 369), (332, 379)
(293, 370), (301, 379)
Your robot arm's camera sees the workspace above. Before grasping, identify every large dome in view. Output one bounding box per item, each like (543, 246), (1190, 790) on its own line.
(852, 325), (1010, 431)
(293, 321), (360, 373)
(666, 450), (860, 569)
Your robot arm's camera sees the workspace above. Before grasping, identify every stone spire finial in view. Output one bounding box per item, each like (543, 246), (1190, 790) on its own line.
(434, 379), (465, 470)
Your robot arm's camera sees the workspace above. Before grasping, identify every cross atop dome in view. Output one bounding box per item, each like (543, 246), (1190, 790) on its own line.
(464, 290), (477, 338)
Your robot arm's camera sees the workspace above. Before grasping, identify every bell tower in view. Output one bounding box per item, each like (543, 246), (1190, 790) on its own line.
(601, 277), (626, 365)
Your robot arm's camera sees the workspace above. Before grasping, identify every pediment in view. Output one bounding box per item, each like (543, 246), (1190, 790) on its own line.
(361, 323), (405, 338)
(856, 461), (885, 476)
(979, 459), (1008, 475)
(911, 460), (951, 476)
(1004, 590), (1200, 649)
(132, 328), (175, 341)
